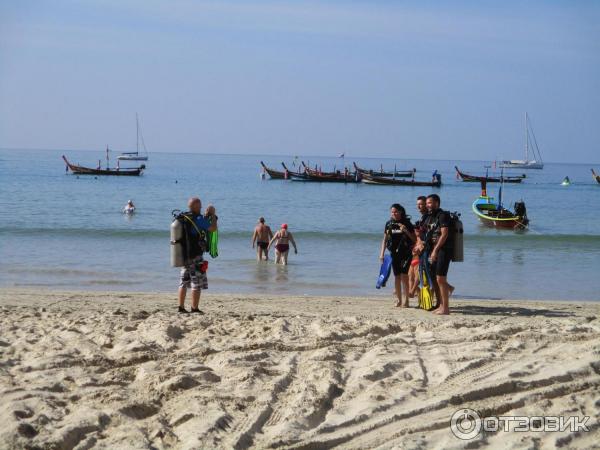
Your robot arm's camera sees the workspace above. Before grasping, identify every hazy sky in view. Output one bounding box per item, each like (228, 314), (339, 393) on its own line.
(1, 1), (599, 162)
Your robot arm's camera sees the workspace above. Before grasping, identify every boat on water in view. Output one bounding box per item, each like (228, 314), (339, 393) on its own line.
(499, 113), (544, 169)
(297, 161), (359, 182)
(561, 176), (571, 186)
(455, 166), (525, 183)
(117, 114), (149, 161)
(471, 180), (528, 229)
(592, 169), (600, 184)
(63, 149), (145, 176)
(361, 172), (442, 187)
(281, 162), (307, 179)
(260, 161), (286, 179)
(353, 162), (415, 178)
(289, 171), (359, 183)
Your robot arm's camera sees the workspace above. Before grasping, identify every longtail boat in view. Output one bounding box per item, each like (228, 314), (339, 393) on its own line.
(260, 161), (286, 179)
(290, 172), (360, 183)
(301, 161), (341, 177)
(62, 155), (144, 176)
(281, 162), (308, 179)
(455, 166), (525, 183)
(592, 169), (600, 184)
(353, 162), (415, 178)
(472, 180), (528, 229)
(361, 172), (442, 187)
(299, 161), (359, 182)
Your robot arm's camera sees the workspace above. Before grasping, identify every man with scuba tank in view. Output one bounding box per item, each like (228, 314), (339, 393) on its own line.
(380, 204), (416, 308)
(173, 197), (218, 314)
(422, 194), (453, 315)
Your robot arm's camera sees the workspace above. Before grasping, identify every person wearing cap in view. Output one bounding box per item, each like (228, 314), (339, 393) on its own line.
(123, 199), (135, 214)
(251, 217), (274, 261)
(268, 223), (298, 265)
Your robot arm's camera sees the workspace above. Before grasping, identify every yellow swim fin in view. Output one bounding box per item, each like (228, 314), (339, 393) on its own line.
(418, 261), (436, 311)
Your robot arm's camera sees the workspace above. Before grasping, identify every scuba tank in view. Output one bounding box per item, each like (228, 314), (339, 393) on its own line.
(450, 213), (464, 262)
(170, 211), (186, 267)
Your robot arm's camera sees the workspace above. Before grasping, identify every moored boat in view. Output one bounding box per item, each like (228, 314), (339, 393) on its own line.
(455, 166), (525, 183)
(290, 172), (359, 183)
(281, 162), (307, 179)
(499, 113), (544, 169)
(62, 154), (145, 176)
(260, 161), (286, 179)
(353, 162), (415, 178)
(117, 114), (149, 161)
(471, 181), (528, 229)
(361, 172), (441, 187)
(298, 161), (359, 182)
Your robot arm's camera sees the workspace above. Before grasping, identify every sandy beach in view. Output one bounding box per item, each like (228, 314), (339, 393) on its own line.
(1, 289), (599, 449)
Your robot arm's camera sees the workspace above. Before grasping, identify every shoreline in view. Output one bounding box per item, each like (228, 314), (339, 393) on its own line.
(1, 287), (598, 304)
(1, 289), (599, 448)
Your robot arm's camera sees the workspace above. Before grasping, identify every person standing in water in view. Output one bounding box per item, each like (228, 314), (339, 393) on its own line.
(268, 223), (297, 265)
(123, 200), (135, 214)
(252, 217), (274, 261)
(380, 204), (416, 307)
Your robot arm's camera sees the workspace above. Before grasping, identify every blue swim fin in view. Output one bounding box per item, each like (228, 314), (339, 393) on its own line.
(376, 254), (392, 289)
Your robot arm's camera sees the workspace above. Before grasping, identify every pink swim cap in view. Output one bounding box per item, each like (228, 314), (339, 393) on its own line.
(282, 223), (288, 229)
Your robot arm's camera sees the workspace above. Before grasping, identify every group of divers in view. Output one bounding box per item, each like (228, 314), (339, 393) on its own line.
(128, 194), (458, 315)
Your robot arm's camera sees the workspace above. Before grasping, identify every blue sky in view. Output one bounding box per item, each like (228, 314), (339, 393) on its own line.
(1, 1), (599, 162)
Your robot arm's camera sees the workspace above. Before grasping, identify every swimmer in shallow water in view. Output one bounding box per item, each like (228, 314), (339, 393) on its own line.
(268, 223), (297, 265)
(123, 200), (135, 214)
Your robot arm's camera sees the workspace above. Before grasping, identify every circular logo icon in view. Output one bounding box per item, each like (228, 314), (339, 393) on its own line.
(450, 408), (482, 440)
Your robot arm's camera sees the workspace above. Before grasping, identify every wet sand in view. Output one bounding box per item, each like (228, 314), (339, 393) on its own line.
(1, 288), (599, 449)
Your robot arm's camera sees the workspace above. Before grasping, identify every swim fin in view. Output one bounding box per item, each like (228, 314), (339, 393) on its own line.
(207, 230), (218, 258)
(418, 255), (436, 310)
(376, 254), (392, 289)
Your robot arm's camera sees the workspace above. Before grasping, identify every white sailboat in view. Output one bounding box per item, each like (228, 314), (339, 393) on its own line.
(499, 113), (543, 170)
(117, 114), (149, 161)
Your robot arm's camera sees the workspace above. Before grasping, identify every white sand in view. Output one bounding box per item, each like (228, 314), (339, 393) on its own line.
(0, 288), (599, 449)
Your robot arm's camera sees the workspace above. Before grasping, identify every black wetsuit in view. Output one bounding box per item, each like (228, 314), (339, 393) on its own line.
(423, 209), (452, 277)
(385, 220), (415, 276)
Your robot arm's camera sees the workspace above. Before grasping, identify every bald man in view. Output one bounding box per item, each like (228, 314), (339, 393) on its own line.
(178, 197), (218, 314)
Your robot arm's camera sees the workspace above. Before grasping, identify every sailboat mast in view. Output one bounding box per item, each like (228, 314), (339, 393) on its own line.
(136, 113), (139, 155)
(525, 112), (529, 162)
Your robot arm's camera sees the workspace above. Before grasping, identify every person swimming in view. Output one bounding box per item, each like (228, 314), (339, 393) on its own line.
(268, 223), (297, 265)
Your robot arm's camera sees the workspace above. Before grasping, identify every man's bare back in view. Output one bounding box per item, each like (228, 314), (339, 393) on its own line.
(255, 224), (272, 243)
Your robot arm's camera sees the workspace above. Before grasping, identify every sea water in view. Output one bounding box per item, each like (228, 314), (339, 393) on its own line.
(1, 149), (599, 301)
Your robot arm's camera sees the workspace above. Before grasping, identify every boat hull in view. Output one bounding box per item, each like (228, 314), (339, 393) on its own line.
(499, 160), (543, 170)
(117, 155), (148, 161)
(353, 163), (415, 178)
(260, 161), (286, 179)
(62, 156), (144, 176)
(455, 166), (524, 183)
(472, 198), (528, 229)
(290, 173), (359, 183)
(361, 174), (441, 187)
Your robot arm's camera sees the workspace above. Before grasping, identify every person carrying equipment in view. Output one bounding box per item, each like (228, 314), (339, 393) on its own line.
(379, 203), (416, 308)
(422, 194), (454, 315)
(171, 197), (218, 314)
